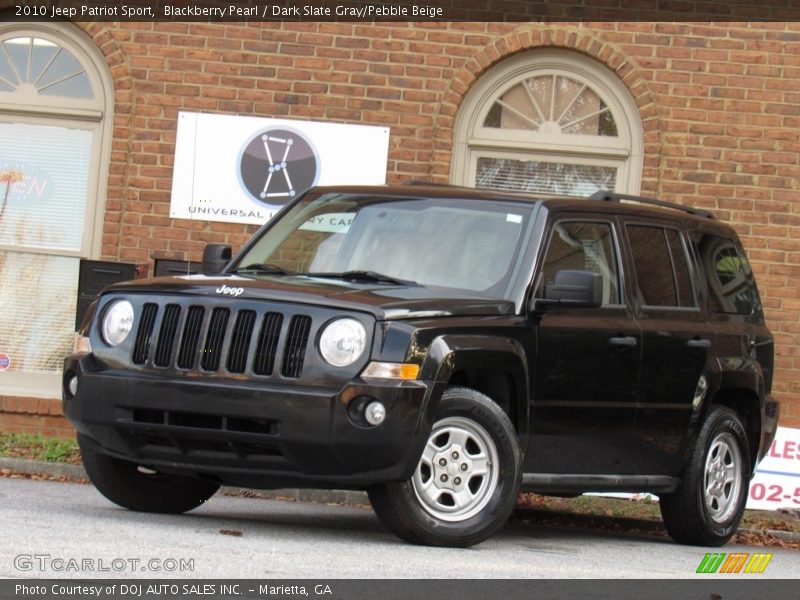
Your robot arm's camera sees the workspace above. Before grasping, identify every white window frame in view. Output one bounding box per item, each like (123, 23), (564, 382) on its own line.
(0, 23), (113, 397)
(451, 49), (644, 196)
(0, 23), (113, 259)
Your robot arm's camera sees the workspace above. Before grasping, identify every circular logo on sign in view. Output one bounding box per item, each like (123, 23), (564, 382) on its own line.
(0, 352), (10, 371)
(238, 128), (319, 206)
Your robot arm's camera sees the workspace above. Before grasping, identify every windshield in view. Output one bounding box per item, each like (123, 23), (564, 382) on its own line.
(234, 192), (533, 295)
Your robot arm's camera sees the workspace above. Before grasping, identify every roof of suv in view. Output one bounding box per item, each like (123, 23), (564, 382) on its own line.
(309, 184), (723, 230)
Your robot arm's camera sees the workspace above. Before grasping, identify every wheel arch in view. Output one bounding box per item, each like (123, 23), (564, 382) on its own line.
(706, 385), (762, 471)
(419, 334), (530, 442)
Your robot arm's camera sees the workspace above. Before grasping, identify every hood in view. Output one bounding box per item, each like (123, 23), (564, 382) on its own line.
(108, 274), (516, 320)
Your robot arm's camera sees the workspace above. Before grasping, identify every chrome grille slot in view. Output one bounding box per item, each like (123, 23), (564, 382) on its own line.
(154, 304), (181, 367)
(132, 303), (158, 364)
(253, 312), (283, 376)
(282, 315), (311, 378)
(177, 306), (205, 369)
(201, 307), (230, 371)
(227, 310), (256, 374)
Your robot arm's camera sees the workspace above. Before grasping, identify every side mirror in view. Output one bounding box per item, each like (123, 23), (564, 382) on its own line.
(531, 269), (603, 312)
(201, 244), (232, 275)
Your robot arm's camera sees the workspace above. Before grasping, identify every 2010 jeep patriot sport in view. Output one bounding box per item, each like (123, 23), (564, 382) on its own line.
(64, 185), (779, 547)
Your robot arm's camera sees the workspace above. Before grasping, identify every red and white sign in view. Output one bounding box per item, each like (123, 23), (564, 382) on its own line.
(747, 426), (800, 511)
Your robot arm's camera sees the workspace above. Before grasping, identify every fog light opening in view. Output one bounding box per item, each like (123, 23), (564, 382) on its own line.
(347, 396), (387, 428)
(365, 401), (386, 426)
(67, 374), (78, 397)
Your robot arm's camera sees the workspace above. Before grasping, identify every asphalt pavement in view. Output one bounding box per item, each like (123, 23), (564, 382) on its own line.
(1, 476), (798, 579)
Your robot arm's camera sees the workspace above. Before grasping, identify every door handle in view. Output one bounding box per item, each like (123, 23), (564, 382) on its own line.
(609, 336), (637, 347)
(686, 338), (711, 349)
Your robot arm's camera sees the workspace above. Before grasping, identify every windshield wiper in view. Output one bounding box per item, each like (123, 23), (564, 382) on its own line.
(305, 270), (418, 286)
(232, 263), (294, 275)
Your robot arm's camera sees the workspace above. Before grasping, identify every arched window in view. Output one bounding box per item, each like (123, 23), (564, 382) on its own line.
(0, 35), (95, 100)
(0, 24), (112, 396)
(451, 49), (643, 197)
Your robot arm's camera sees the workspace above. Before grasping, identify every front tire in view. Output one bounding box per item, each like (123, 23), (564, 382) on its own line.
(659, 406), (750, 546)
(368, 387), (521, 547)
(79, 435), (219, 514)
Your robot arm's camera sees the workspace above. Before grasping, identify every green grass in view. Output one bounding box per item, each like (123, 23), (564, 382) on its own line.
(0, 432), (80, 463)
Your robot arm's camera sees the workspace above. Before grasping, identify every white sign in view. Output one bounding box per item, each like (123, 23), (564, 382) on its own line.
(170, 112), (390, 225)
(747, 426), (800, 511)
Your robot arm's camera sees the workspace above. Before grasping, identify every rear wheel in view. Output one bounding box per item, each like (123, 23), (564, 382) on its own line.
(659, 407), (750, 546)
(79, 435), (219, 514)
(368, 387), (521, 547)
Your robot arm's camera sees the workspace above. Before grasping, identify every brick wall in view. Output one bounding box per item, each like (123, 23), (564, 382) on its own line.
(0, 396), (74, 438)
(5, 20), (800, 434)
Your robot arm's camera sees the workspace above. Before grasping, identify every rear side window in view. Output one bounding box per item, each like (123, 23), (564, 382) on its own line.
(626, 224), (696, 308)
(693, 233), (758, 315)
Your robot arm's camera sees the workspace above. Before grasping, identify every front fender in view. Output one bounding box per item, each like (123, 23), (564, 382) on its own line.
(418, 334), (530, 444)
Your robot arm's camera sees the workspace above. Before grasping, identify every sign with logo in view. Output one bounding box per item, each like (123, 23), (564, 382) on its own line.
(0, 352), (10, 371)
(171, 112), (390, 225)
(747, 426), (800, 510)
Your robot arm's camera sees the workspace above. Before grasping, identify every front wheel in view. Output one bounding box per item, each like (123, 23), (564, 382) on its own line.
(659, 406), (750, 546)
(79, 435), (220, 514)
(368, 387), (521, 547)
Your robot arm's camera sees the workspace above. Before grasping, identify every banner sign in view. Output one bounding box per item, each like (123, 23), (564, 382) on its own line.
(170, 112), (390, 225)
(747, 426), (800, 510)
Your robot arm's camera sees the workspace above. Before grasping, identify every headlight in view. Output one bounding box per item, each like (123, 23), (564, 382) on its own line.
(101, 300), (134, 346)
(319, 318), (367, 367)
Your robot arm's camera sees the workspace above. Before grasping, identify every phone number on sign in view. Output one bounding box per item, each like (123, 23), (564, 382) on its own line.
(750, 482), (800, 504)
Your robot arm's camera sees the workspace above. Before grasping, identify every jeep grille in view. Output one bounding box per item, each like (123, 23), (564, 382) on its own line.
(131, 303), (312, 378)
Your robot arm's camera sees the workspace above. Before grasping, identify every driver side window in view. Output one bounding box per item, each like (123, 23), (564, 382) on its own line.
(538, 221), (621, 306)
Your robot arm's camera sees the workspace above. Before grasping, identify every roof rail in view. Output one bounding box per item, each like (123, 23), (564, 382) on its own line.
(589, 190), (715, 220)
(402, 179), (457, 187)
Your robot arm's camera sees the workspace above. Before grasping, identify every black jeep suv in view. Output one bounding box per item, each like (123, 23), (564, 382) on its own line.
(64, 185), (779, 547)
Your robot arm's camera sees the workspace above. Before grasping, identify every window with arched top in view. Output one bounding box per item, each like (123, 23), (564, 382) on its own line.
(0, 24), (112, 396)
(0, 35), (94, 98)
(451, 50), (643, 197)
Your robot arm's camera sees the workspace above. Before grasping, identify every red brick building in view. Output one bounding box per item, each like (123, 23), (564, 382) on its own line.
(1, 16), (799, 435)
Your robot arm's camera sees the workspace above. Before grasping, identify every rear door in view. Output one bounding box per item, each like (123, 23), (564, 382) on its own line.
(624, 219), (715, 475)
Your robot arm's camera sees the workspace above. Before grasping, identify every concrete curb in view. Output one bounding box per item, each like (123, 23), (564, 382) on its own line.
(741, 528), (800, 543)
(0, 456), (88, 481)
(513, 505), (800, 543)
(0, 456), (369, 505)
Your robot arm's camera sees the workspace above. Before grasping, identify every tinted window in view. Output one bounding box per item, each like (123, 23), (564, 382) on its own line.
(693, 233), (758, 315)
(538, 221), (620, 305)
(627, 225), (695, 308)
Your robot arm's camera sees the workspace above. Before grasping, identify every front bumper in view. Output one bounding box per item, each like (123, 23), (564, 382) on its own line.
(63, 354), (434, 489)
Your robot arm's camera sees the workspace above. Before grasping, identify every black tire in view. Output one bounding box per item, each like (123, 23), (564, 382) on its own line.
(79, 435), (219, 514)
(659, 406), (750, 546)
(368, 386), (521, 547)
